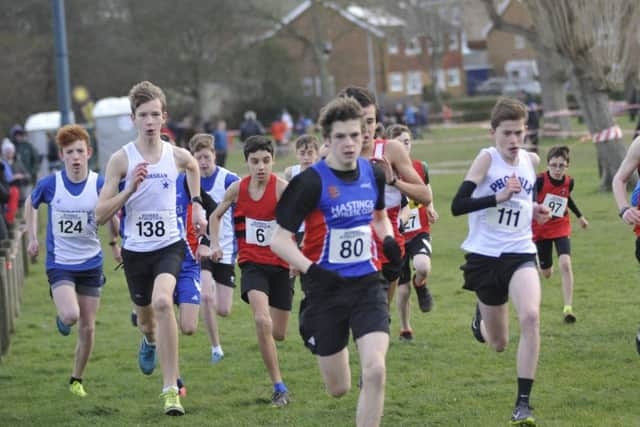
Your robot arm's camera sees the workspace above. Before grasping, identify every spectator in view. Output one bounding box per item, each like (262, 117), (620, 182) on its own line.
(9, 124), (39, 185)
(46, 131), (63, 173)
(294, 113), (313, 136)
(239, 111), (265, 142)
(405, 103), (418, 137)
(213, 120), (229, 167)
(281, 109), (293, 143)
(525, 93), (540, 153)
(1, 139), (26, 222)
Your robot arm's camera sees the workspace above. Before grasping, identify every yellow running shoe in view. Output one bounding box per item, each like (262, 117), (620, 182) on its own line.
(160, 388), (185, 416)
(69, 380), (87, 397)
(563, 305), (576, 323)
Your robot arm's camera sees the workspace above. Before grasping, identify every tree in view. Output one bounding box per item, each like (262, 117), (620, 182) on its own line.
(480, 0), (571, 137)
(526, 0), (640, 190)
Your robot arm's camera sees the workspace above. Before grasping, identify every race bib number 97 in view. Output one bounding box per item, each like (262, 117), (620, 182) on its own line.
(53, 211), (89, 237)
(328, 226), (372, 264)
(542, 193), (568, 217)
(486, 200), (530, 232)
(246, 218), (276, 246)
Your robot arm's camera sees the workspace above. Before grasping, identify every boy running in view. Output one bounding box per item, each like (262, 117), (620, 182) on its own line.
(209, 135), (292, 407)
(451, 97), (550, 426)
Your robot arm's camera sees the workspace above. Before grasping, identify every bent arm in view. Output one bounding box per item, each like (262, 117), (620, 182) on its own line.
(387, 140), (431, 205)
(96, 151), (131, 225)
(451, 151), (494, 216)
(371, 208), (394, 241)
(209, 182), (238, 250)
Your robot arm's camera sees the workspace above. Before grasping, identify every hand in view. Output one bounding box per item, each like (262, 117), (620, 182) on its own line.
(289, 267), (300, 278)
(579, 216), (589, 229)
(27, 239), (39, 258)
(195, 244), (211, 262)
(191, 203), (207, 237)
(533, 203), (552, 224)
(370, 156), (395, 184)
(126, 162), (148, 194)
(622, 207), (640, 225)
(210, 244), (223, 262)
(427, 206), (439, 224)
(496, 173), (521, 203)
(111, 244), (122, 263)
(382, 236), (403, 281)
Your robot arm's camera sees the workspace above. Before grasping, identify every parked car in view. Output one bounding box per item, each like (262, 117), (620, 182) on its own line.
(475, 77), (541, 96)
(475, 77), (508, 95)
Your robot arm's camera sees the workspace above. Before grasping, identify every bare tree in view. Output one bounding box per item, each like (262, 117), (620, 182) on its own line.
(480, 0), (571, 137)
(527, 0), (639, 190)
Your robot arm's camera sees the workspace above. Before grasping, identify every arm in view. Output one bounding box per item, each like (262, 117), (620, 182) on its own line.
(174, 146), (207, 235)
(209, 181), (239, 261)
(275, 175), (289, 200)
(271, 225), (312, 273)
(24, 196), (39, 257)
(613, 138), (640, 224)
(426, 184), (439, 223)
(107, 213), (122, 262)
(451, 151), (496, 216)
(385, 140), (431, 205)
(95, 150), (137, 225)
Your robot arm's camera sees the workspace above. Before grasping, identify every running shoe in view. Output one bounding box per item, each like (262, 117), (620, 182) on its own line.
(510, 402), (536, 426)
(56, 315), (71, 336)
(471, 304), (485, 343)
(69, 380), (87, 397)
(399, 329), (414, 342)
(177, 377), (187, 397)
(636, 330), (640, 355)
(563, 306), (576, 324)
(160, 388), (185, 416)
(414, 277), (433, 312)
(271, 390), (290, 408)
(211, 350), (224, 364)
(138, 337), (157, 375)
(130, 310), (138, 327)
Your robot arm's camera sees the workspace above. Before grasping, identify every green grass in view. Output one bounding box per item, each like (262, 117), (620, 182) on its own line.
(2, 127), (640, 426)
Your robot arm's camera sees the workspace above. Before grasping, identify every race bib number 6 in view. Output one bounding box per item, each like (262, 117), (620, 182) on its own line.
(542, 193), (568, 217)
(246, 218), (275, 246)
(328, 226), (372, 264)
(486, 200), (530, 232)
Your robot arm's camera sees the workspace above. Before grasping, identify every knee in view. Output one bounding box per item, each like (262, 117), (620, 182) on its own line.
(489, 337), (508, 352)
(327, 382), (350, 398)
(414, 261), (430, 278)
(180, 324), (197, 336)
(151, 295), (173, 314)
(362, 359), (386, 388)
(59, 309), (79, 326)
(254, 313), (272, 334)
(559, 257), (572, 273)
(272, 330), (286, 342)
(519, 309), (540, 334)
(78, 320), (95, 338)
(201, 292), (216, 308)
(217, 306), (231, 317)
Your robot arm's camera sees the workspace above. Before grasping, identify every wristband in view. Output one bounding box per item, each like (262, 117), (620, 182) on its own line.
(108, 241), (117, 247)
(619, 206), (630, 218)
(191, 196), (204, 208)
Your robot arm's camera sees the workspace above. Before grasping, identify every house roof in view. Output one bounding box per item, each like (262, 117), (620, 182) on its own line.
(260, 1), (398, 41)
(481, 0), (511, 38)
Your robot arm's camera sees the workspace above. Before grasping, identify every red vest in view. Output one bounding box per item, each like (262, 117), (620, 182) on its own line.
(403, 159), (431, 241)
(234, 174), (287, 268)
(532, 172), (571, 241)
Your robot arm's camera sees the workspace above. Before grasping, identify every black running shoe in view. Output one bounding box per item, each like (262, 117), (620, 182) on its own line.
(271, 390), (290, 408)
(414, 282), (433, 313)
(399, 329), (414, 342)
(471, 304), (485, 343)
(636, 331), (640, 355)
(510, 402), (536, 426)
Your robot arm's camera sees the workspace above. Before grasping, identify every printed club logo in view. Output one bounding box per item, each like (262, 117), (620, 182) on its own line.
(328, 185), (340, 199)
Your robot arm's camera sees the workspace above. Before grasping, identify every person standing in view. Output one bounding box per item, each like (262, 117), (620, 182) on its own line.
(95, 81), (206, 416)
(451, 97), (551, 426)
(209, 135), (292, 407)
(10, 124), (40, 188)
(212, 120), (229, 167)
(24, 124), (118, 398)
(271, 96), (402, 427)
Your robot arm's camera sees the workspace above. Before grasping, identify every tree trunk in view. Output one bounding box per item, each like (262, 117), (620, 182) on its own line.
(310, 0), (333, 106)
(575, 73), (628, 191)
(535, 50), (570, 137)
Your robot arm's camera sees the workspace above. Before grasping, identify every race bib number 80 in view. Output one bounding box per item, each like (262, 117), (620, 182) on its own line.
(328, 226), (372, 264)
(486, 200), (530, 232)
(246, 218), (276, 246)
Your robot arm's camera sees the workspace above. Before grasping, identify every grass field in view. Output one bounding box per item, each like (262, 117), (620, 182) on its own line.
(2, 121), (640, 426)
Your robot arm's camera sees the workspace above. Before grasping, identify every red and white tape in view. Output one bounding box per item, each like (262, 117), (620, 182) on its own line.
(591, 125), (623, 143)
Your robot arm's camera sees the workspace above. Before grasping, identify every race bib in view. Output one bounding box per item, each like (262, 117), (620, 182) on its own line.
(542, 193), (568, 217)
(328, 225), (372, 264)
(404, 208), (422, 232)
(486, 199), (530, 232)
(52, 211), (89, 238)
(128, 210), (172, 242)
(245, 218), (276, 246)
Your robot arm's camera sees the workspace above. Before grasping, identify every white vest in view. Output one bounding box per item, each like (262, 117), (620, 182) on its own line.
(122, 141), (181, 252)
(50, 171), (101, 265)
(289, 164), (306, 233)
(373, 141), (402, 209)
(461, 147), (536, 256)
(204, 166), (238, 264)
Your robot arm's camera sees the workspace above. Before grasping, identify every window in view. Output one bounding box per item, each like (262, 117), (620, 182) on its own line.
(405, 37), (422, 56)
(448, 33), (459, 52)
(387, 38), (398, 55)
(302, 77), (313, 97)
(406, 72), (423, 95)
(389, 73), (404, 93)
(447, 68), (460, 87)
(515, 35), (526, 50)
